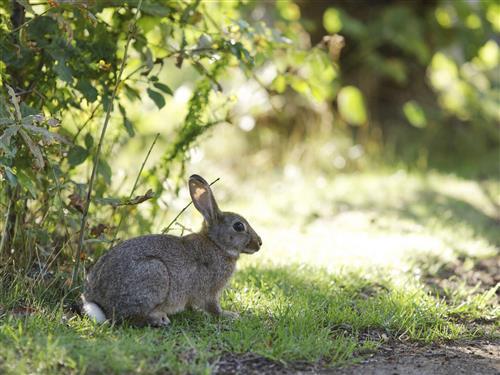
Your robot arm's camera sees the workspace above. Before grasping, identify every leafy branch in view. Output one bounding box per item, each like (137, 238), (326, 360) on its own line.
(72, 0), (144, 285)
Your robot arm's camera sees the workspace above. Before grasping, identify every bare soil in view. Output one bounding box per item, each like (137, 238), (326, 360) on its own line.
(336, 339), (500, 375)
(213, 339), (500, 374)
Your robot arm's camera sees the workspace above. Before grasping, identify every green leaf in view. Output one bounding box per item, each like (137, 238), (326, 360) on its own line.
(16, 169), (37, 198)
(153, 82), (173, 96)
(323, 8), (343, 33)
(3, 166), (17, 187)
(141, 4), (172, 17)
(272, 75), (287, 94)
(290, 77), (310, 94)
(54, 59), (72, 83)
(124, 117), (135, 137)
(337, 86), (367, 126)
(84, 133), (94, 150)
(22, 124), (69, 144)
(76, 79), (99, 103)
(0, 125), (20, 155)
(6, 85), (21, 121)
(0, 118), (15, 126)
(19, 128), (44, 169)
(147, 89), (166, 109)
(124, 85), (141, 101)
(119, 104), (135, 137)
(67, 145), (89, 167)
(403, 101), (427, 128)
(102, 94), (112, 112)
(21, 114), (45, 125)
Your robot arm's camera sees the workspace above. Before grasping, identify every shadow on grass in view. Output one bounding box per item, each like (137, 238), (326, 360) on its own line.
(401, 190), (499, 247)
(1, 261), (473, 374)
(333, 187), (499, 248)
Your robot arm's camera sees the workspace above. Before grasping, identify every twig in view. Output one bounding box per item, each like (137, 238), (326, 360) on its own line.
(162, 177), (220, 234)
(121, 52), (175, 82)
(175, 222), (194, 236)
(9, 8), (52, 34)
(72, 103), (101, 143)
(120, 46), (222, 84)
(72, 0), (143, 285)
(109, 132), (160, 248)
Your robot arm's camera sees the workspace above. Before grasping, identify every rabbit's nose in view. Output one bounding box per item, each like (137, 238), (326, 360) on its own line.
(253, 235), (262, 251)
(247, 234), (262, 252)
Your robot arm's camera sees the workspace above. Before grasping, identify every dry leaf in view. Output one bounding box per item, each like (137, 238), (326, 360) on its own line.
(68, 192), (85, 213)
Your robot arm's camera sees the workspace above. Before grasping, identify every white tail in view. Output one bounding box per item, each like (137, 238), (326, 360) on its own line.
(82, 296), (107, 323)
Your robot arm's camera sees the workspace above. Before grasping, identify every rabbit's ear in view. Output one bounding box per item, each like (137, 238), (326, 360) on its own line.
(189, 175), (221, 223)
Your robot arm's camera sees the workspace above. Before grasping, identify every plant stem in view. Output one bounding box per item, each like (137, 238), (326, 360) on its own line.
(109, 132), (160, 248)
(72, 0), (143, 285)
(0, 187), (14, 257)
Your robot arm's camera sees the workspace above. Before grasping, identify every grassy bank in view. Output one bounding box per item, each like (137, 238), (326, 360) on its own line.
(0, 170), (498, 374)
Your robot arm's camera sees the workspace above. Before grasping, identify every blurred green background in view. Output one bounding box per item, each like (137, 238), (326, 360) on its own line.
(0, 0), (498, 275)
(114, 0), (500, 237)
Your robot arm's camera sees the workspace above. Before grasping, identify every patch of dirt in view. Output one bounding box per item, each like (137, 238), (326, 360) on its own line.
(213, 339), (500, 374)
(336, 339), (500, 375)
(213, 352), (324, 374)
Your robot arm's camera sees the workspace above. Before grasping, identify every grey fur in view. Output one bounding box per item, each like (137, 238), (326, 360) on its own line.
(83, 174), (262, 326)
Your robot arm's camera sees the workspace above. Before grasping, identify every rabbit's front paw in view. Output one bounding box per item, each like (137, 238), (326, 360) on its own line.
(147, 311), (171, 328)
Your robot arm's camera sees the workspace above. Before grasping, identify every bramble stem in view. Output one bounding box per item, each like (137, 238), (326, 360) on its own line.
(72, 0), (144, 285)
(109, 133), (160, 248)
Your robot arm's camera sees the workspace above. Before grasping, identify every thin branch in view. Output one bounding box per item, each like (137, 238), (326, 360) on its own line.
(161, 177), (220, 234)
(120, 46), (222, 84)
(72, 103), (101, 143)
(71, 0), (143, 285)
(9, 8), (52, 34)
(109, 132), (160, 248)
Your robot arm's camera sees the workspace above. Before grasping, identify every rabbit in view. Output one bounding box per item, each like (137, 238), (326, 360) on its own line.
(82, 174), (262, 327)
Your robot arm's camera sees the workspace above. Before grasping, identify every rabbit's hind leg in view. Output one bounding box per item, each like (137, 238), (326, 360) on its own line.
(146, 307), (171, 327)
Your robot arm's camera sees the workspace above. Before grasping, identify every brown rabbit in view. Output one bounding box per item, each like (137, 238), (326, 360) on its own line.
(82, 174), (262, 326)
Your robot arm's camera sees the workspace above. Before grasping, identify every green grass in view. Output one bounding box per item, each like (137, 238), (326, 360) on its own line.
(0, 170), (498, 374)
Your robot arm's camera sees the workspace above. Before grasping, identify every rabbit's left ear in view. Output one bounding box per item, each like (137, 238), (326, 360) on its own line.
(189, 175), (221, 223)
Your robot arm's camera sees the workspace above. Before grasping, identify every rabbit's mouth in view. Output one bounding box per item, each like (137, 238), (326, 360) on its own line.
(242, 236), (262, 254)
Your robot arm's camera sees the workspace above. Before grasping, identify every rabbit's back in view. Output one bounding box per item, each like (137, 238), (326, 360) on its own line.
(84, 234), (192, 321)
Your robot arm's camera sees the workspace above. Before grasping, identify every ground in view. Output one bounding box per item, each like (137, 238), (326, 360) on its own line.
(214, 339), (500, 374)
(0, 170), (498, 374)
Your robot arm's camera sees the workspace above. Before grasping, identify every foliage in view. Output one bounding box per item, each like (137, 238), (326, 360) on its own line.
(295, 0), (499, 174)
(0, 1), (336, 273)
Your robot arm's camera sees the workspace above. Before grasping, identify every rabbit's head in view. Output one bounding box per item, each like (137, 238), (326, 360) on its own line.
(189, 174), (262, 258)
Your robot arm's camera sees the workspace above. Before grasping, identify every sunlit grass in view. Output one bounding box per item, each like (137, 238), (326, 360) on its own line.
(0, 169), (498, 374)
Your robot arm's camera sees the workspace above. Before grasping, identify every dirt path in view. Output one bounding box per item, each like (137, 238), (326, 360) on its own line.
(213, 339), (500, 374)
(336, 339), (499, 375)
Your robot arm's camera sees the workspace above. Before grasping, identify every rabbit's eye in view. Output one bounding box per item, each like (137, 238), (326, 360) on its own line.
(232, 222), (245, 232)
